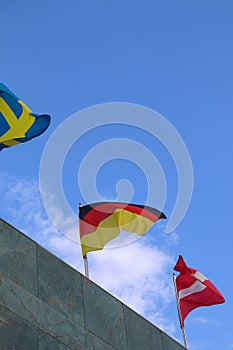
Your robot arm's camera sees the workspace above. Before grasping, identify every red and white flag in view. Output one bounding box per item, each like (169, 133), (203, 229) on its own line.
(174, 255), (225, 326)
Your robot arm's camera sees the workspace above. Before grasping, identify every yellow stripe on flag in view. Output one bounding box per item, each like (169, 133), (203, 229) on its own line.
(80, 209), (154, 256)
(0, 99), (35, 142)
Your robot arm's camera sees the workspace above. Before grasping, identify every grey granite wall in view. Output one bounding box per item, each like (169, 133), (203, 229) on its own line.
(0, 219), (184, 350)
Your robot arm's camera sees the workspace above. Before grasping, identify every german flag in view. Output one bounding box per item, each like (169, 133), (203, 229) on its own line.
(79, 202), (166, 257)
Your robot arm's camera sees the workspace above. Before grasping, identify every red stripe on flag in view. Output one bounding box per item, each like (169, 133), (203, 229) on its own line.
(80, 202), (164, 227)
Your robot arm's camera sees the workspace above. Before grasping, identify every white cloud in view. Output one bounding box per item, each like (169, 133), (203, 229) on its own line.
(88, 242), (175, 333)
(0, 172), (177, 335)
(191, 317), (222, 327)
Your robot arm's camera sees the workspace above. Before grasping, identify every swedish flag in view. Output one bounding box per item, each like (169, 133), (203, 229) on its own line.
(0, 83), (51, 151)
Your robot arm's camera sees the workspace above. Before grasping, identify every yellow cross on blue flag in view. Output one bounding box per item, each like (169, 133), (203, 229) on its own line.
(0, 83), (51, 151)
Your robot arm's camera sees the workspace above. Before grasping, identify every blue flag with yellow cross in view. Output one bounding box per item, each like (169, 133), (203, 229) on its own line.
(0, 83), (51, 151)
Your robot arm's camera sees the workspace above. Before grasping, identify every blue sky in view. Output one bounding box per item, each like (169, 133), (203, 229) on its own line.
(1, 1), (233, 349)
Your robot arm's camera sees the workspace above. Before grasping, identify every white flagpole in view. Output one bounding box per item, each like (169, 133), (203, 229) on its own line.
(173, 273), (188, 349)
(79, 202), (89, 279)
(83, 254), (89, 279)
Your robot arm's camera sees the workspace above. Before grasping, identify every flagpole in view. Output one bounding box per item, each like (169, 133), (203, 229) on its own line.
(79, 202), (89, 279)
(173, 273), (188, 349)
(83, 254), (89, 279)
